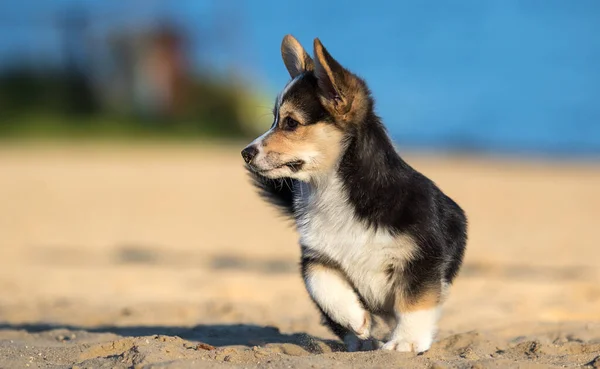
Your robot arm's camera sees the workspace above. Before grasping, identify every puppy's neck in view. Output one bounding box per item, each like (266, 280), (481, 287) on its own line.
(310, 113), (404, 187)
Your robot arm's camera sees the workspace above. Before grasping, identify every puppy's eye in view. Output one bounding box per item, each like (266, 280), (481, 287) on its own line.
(283, 117), (299, 131)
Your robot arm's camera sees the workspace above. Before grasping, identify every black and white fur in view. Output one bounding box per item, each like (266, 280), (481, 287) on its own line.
(242, 35), (467, 353)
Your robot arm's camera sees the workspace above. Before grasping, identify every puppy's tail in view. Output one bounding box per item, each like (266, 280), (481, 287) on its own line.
(246, 166), (296, 218)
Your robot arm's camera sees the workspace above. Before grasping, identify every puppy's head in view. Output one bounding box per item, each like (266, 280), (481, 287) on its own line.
(242, 35), (371, 181)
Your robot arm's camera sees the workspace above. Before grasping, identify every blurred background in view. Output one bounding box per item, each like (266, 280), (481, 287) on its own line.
(0, 0), (598, 154)
(0, 1), (599, 364)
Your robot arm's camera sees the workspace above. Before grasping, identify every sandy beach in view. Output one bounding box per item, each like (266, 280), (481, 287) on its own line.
(0, 142), (599, 368)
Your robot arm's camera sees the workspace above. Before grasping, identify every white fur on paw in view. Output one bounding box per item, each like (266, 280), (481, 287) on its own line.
(383, 308), (438, 353)
(382, 339), (413, 352)
(382, 337), (431, 353)
(351, 313), (371, 339)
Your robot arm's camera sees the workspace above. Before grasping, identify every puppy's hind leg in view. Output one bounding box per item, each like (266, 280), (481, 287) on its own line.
(302, 260), (372, 352)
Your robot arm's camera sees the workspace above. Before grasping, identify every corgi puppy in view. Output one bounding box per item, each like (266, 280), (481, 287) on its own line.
(241, 35), (467, 353)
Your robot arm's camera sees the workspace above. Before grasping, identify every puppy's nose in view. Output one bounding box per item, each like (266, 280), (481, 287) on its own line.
(241, 145), (258, 164)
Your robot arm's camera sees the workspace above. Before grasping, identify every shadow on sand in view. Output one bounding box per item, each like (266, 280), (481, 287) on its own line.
(0, 322), (345, 352)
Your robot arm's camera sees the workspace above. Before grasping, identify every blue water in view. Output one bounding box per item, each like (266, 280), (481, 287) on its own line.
(1, 1), (599, 157)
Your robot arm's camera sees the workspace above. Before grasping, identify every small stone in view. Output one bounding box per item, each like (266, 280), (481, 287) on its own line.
(197, 342), (216, 350)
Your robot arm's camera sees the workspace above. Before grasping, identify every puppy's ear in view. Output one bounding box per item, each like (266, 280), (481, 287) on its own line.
(281, 35), (314, 78)
(313, 38), (346, 101)
(313, 38), (365, 119)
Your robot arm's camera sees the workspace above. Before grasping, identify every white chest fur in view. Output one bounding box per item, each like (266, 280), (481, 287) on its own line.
(295, 176), (416, 309)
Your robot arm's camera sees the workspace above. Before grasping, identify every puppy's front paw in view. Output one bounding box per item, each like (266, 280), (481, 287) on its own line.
(350, 312), (371, 340)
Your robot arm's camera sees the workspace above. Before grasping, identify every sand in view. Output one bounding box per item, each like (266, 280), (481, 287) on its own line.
(0, 142), (599, 368)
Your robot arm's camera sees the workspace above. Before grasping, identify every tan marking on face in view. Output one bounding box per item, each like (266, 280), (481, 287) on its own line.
(395, 283), (442, 313)
(261, 101), (344, 175)
(278, 100), (307, 126)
